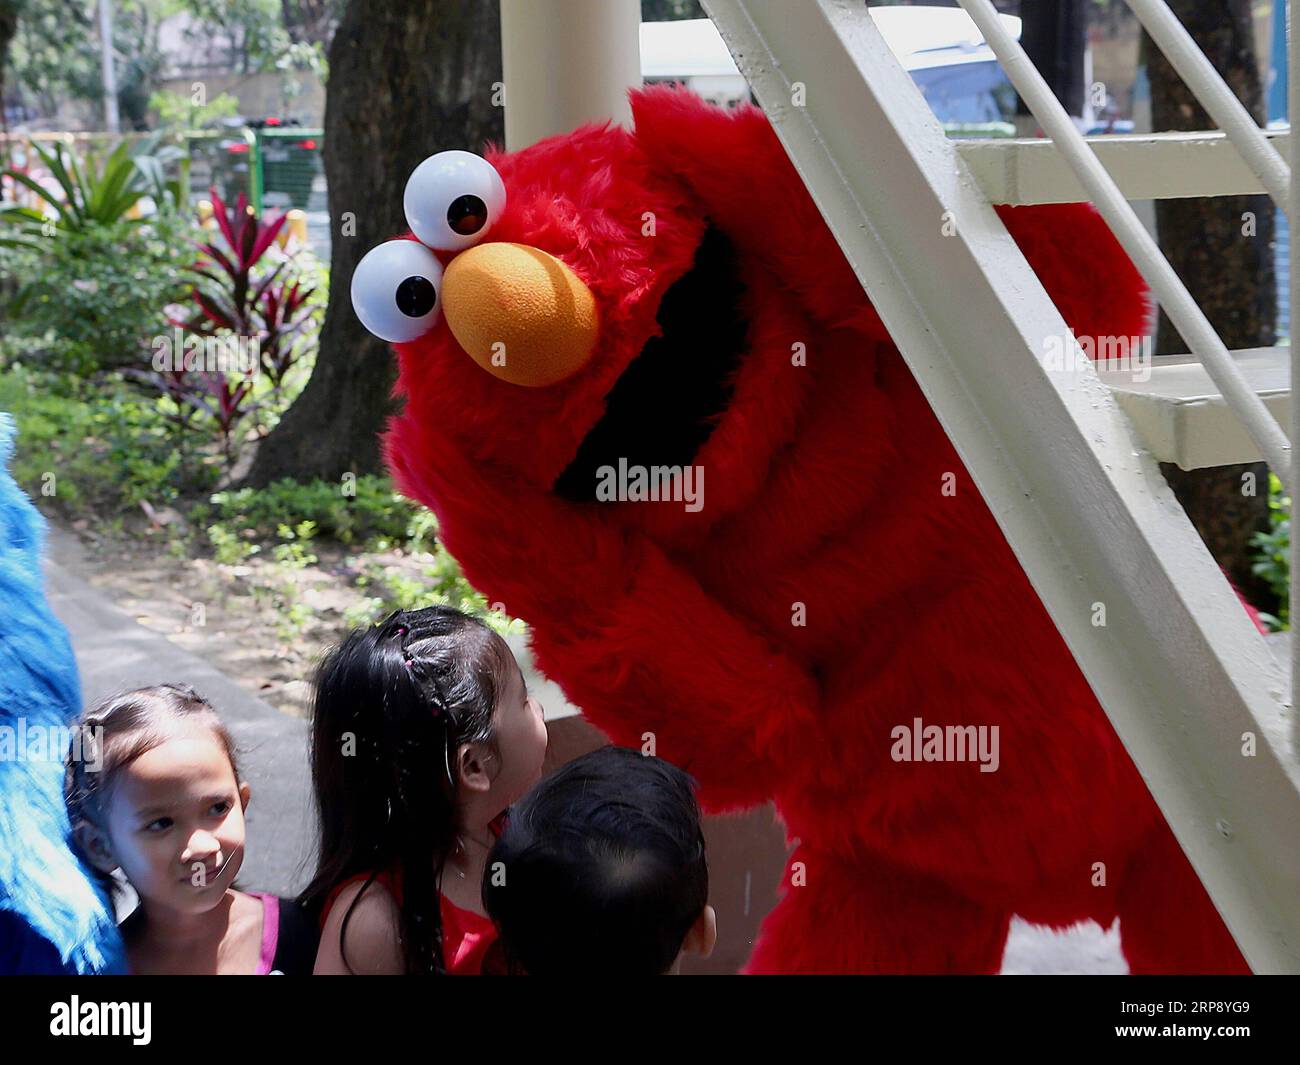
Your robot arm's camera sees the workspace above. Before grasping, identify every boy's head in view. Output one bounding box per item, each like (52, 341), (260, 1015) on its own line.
(482, 745), (715, 974)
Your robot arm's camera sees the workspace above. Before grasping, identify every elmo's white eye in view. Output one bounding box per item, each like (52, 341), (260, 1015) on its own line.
(350, 240), (443, 343)
(403, 150), (506, 252)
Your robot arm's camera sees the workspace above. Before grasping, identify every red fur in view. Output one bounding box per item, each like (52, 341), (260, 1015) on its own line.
(384, 86), (1252, 973)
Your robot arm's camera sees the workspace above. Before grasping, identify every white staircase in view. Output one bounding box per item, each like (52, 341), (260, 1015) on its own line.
(701, 0), (1300, 972)
(1097, 347), (1291, 471)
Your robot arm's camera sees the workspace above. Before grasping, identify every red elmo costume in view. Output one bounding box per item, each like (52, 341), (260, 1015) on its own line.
(361, 87), (1251, 973)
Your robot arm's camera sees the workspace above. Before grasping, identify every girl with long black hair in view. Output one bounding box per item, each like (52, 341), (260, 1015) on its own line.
(299, 605), (547, 974)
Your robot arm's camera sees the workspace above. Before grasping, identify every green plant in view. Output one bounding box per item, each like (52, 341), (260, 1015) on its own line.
(1250, 471), (1290, 631)
(207, 523), (261, 565)
(344, 596), (388, 628)
(277, 600), (314, 643)
(0, 135), (183, 248)
(351, 551), (521, 638)
(271, 520), (319, 568)
(194, 475), (422, 546)
(0, 213), (198, 373)
(0, 363), (219, 520)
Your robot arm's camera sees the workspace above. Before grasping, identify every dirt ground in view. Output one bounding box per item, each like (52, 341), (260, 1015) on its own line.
(48, 509), (582, 722)
(52, 513), (441, 717)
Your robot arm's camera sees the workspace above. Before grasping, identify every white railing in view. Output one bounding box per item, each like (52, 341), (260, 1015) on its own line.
(702, 0), (1300, 972)
(960, 0), (1300, 970)
(1289, 0), (1300, 823)
(961, 0), (1293, 490)
(957, 129), (1291, 205)
(1127, 0), (1289, 208)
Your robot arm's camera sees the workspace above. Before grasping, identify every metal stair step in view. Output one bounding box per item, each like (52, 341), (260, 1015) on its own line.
(958, 129), (1291, 205)
(1097, 346), (1290, 470)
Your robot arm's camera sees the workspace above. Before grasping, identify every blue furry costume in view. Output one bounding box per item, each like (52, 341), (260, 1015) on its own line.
(0, 412), (123, 974)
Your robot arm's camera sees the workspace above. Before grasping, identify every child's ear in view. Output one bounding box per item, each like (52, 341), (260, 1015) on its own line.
(455, 742), (495, 795)
(238, 781), (251, 811)
(682, 904), (717, 960)
(73, 821), (118, 876)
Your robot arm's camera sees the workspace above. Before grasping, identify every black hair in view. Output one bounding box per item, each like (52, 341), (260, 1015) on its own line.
(65, 683), (242, 898)
(481, 745), (708, 975)
(297, 605), (514, 974)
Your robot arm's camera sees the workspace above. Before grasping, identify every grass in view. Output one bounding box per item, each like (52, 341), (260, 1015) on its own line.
(1, 361), (518, 641)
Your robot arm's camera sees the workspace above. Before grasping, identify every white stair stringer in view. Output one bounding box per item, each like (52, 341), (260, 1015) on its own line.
(702, 0), (1300, 972)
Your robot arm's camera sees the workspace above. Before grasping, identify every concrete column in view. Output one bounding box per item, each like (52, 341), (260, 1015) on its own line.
(500, 0), (642, 151)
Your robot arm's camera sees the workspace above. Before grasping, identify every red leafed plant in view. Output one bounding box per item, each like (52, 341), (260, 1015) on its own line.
(136, 187), (318, 458)
(184, 187), (317, 386)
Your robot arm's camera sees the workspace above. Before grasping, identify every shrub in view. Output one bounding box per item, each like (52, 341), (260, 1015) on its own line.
(192, 475), (423, 546)
(0, 136), (183, 244)
(1250, 471), (1290, 631)
(0, 214), (198, 374)
(0, 362), (219, 519)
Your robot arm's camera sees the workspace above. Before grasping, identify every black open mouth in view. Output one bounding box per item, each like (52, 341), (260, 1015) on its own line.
(552, 224), (749, 503)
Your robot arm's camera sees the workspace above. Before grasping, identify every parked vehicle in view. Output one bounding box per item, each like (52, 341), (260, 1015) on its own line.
(641, 8), (1032, 128)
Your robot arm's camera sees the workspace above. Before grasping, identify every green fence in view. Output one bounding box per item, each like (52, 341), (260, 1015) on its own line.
(2, 128), (324, 217)
(182, 127), (324, 214)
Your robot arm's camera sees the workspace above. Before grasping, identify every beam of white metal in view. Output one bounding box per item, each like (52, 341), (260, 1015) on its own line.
(958, 130), (1290, 205)
(1288, 0), (1300, 756)
(1126, 0), (1289, 211)
(701, 0), (1299, 971)
(499, 0), (641, 151)
(959, 0), (1293, 492)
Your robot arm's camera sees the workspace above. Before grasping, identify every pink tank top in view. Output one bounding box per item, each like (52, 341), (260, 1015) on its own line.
(254, 892), (280, 975)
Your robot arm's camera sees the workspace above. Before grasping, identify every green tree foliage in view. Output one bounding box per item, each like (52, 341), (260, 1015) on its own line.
(180, 0), (325, 77)
(641, 0), (705, 20)
(2, 0), (324, 131)
(4, 0), (171, 129)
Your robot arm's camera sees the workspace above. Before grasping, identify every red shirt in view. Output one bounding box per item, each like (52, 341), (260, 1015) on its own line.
(319, 871), (499, 975)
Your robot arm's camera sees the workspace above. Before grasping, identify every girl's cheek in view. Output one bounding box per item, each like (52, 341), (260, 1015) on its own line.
(219, 826), (245, 856)
(123, 845), (165, 889)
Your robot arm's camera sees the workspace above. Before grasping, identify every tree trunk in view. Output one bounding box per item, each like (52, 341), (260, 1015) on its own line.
(1017, 0), (1086, 120)
(1142, 0), (1275, 607)
(0, 1), (18, 129)
(246, 0), (503, 487)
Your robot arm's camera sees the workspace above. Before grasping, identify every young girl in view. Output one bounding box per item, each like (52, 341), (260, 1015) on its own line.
(64, 684), (318, 975)
(300, 605), (548, 975)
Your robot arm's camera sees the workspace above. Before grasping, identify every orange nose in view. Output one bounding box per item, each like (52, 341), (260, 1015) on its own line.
(441, 242), (599, 387)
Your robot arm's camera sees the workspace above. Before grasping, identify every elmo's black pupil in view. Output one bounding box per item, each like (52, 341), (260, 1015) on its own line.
(447, 194), (487, 236)
(395, 276), (436, 318)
